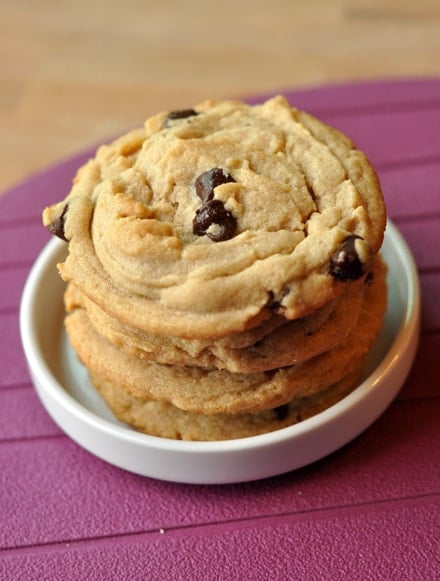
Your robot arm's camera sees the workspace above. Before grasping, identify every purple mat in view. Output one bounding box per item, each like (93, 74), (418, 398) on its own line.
(1, 79), (439, 580)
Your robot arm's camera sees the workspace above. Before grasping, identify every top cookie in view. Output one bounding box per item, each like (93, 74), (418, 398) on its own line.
(43, 96), (386, 339)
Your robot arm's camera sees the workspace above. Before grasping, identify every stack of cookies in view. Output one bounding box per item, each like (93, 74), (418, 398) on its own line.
(43, 96), (387, 441)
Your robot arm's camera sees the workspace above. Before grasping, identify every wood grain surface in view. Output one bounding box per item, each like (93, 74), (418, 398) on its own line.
(1, 0), (439, 193)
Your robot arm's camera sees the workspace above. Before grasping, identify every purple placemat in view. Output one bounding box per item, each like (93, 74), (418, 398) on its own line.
(1, 79), (439, 580)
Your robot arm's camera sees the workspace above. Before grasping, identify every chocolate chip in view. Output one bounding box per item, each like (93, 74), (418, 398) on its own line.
(192, 168), (237, 242)
(267, 287), (290, 314)
(274, 404), (289, 420)
(266, 291), (279, 312)
(193, 199), (236, 242)
(195, 168), (235, 203)
(330, 235), (365, 281)
(167, 109), (198, 121)
(193, 200), (225, 233)
(46, 204), (68, 241)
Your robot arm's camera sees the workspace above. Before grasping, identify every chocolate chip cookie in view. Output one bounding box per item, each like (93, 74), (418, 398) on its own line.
(90, 368), (364, 441)
(64, 256), (386, 415)
(44, 96), (386, 339)
(66, 280), (365, 373)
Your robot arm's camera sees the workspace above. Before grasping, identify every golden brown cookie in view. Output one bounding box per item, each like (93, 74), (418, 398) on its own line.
(90, 368), (365, 441)
(64, 256), (387, 415)
(44, 96), (386, 340)
(66, 279), (365, 373)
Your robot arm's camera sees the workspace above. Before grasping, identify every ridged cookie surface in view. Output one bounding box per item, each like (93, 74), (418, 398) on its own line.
(44, 96), (386, 339)
(90, 368), (364, 441)
(65, 280), (365, 373)
(65, 256), (387, 415)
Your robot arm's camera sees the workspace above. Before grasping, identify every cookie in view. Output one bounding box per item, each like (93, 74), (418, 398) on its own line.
(44, 96), (386, 340)
(64, 256), (387, 415)
(90, 368), (365, 441)
(66, 279), (365, 373)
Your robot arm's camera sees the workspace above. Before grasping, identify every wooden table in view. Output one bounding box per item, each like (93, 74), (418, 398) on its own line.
(1, 0), (439, 194)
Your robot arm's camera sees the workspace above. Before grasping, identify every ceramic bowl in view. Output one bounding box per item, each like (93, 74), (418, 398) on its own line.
(20, 220), (420, 484)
